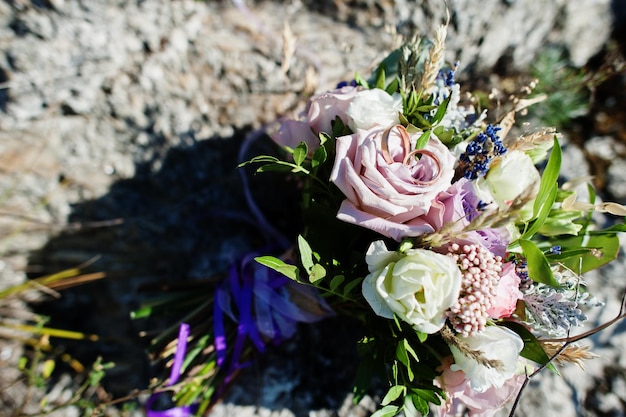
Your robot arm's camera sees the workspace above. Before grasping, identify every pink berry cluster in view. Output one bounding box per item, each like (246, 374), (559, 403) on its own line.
(445, 243), (502, 337)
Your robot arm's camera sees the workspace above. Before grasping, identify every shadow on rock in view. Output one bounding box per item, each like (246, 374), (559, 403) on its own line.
(26, 129), (365, 414)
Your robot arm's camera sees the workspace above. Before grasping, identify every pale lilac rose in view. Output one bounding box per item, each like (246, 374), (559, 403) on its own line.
(271, 119), (319, 152)
(474, 228), (511, 258)
(435, 356), (525, 417)
(486, 262), (522, 319)
(362, 240), (462, 334)
(271, 85), (359, 152)
(345, 88), (403, 130)
(447, 228), (511, 259)
(415, 178), (475, 232)
(449, 325), (524, 392)
(306, 85), (359, 134)
(330, 125), (456, 241)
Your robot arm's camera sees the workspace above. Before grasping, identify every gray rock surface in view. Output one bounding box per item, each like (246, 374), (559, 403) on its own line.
(0, 1), (625, 417)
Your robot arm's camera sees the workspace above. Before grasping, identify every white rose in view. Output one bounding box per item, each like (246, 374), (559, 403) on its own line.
(346, 88), (403, 131)
(449, 325), (524, 392)
(473, 150), (541, 219)
(362, 240), (462, 334)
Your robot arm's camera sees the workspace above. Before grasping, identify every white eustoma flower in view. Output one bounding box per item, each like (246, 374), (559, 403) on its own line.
(449, 325), (524, 392)
(345, 88), (403, 131)
(473, 150), (541, 219)
(362, 240), (462, 334)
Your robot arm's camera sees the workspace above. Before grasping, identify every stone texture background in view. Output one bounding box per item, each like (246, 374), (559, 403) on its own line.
(0, 0), (625, 416)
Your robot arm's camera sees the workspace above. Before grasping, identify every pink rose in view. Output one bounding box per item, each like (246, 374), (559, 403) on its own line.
(329, 124), (456, 241)
(487, 262), (522, 319)
(435, 356), (525, 417)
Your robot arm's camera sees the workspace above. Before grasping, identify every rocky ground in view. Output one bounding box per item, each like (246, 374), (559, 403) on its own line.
(1, 0), (626, 416)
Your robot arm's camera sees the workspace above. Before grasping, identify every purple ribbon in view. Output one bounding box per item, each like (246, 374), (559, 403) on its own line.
(146, 323), (196, 417)
(214, 254), (266, 381)
(213, 251), (335, 389)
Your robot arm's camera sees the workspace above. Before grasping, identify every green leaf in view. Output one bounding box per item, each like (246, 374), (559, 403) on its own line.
(537, 208), (584, 236)
(370, 405), (400, 417)
(182, 334), (211, 373)
(237, 155), (280, 167)
(409, 393), (430, 416)
(381, 385), (405, 406)
(298, 235), (314, 272)
(392, 314), (403, 333)
(311, 143), (328, 169)
(354, 72), (370, 89)
(342, 277), (363, 296)
(431, 95), (451, 125)
(254, 256), (299, 281)
(411, 388), (442, 406)
(396, 341), (415, 381)
(559, 232), (620, 274)
(414, 130), (431, 151)
(330, 275), (345, 291)
(385, 77), (400, 95)
(331, 117), (350, 137)
(533, 136), (562, 217)
(589, 222), (626, 234)
(519, 239), (559, 287)
(255, 163), (297, 174)
(411, 112), (432, 129)
(374, 68), (386, 90)
(416, 331), (428, 343)
(396, 340), (410, 368)
(309, 263), (327, 283)
(293, 141), (308, 166)
(398, 112), (410, 126)
(433, 125), (454, 145)
(521, 183), (558, 240)
(546, 248), (599, 261)
(405, 361), (414, 382)
(403, 339), (420, 363)
(392, 361), (399, 382)
(587, 182), (597, 205)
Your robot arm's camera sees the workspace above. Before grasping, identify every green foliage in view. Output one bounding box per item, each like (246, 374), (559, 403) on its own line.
(520, 136), (561, 241)
(359, 316), (446, 417)
(255, 256), (299, 281)
(519, 239), (559, 287)
(381, 385), (405, 406)
(370, 405), (400, 417)
(559, 231), (621, 274)
(529, 47), (589, 127)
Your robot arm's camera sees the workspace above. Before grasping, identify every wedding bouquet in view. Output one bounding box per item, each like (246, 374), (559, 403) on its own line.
(143, 24), (626, 417)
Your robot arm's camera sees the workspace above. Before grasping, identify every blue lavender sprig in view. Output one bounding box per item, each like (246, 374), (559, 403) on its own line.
(456, 124), (507, 180)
